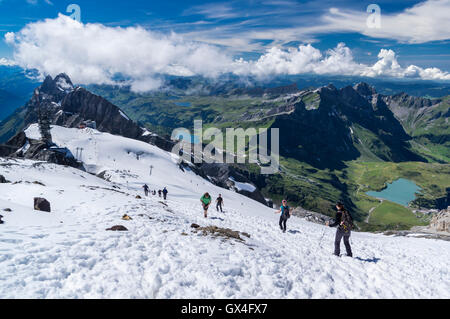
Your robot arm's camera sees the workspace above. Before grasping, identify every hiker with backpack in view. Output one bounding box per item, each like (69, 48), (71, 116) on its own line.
(162, 187), (168, 200)
(326, 202), (353, 257)
(158, 190), (162, 198)
(200, 193), (212, 218)
(275, 199), (290, 233)
(143, 184), (150, 197)
(216, 194), (224, 212)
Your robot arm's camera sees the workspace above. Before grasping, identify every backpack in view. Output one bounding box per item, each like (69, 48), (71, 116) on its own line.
(340, 210), (354, 232)
(281, 205), (290, 219)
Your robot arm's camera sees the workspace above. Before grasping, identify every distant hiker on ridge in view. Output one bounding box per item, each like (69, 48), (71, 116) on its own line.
(326, 202), (353, 257)
(200, 193), (212, 218)
(162, 187), (168, 200)
(143, 184), (149, 197)
(216, 194), (224, 212)
(275, 199), (290, 233)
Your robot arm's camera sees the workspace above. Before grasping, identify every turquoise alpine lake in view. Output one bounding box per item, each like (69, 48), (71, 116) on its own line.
(175, 102), (192, 107)
(366, 178), (422, 207)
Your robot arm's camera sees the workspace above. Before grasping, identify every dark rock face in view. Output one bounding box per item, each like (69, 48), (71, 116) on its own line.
(0, 215), (3, 224)
(106, 225), (128, 231)
(0, 175), (8, 183)
(270, 82), (425, 169)
(354, 82), (377, 97)
(60, 88), (143, 139)
(34, 197), (51, 212)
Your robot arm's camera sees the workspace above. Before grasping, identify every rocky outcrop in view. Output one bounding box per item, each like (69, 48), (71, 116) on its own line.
(60, 87), (143, 139)
(106, 225), (128, 231)
(0, 174), (8, 183)
(34, 197), (51, 212)
(428, 208), (450, 233)
(291, 207), (333, 225)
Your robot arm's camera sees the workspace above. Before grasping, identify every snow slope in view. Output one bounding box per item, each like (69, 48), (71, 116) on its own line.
(0, 124), (448, 299)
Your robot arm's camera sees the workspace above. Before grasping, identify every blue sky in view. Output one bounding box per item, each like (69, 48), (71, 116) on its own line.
(1, 0), (449, 89)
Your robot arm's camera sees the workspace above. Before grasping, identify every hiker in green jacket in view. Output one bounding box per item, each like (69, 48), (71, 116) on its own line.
(200, 193), (212, 218)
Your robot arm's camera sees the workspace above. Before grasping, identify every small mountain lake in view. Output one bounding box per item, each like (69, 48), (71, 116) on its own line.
(174, 102), (192, 107)
(366, 178), (422, 207)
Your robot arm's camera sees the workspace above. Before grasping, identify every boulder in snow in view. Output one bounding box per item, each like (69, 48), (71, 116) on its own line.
(0, 175), (9, 183)
(34, 197), (51, 212)
(106, 225), (128, 231)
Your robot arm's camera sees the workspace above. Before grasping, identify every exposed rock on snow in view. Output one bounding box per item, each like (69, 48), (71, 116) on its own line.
(106, 225), (128, 231)
(0, 174), (8, 183)
(34, 197), (51, 212)
(428, 208), (450, 233)
(192, 225), (250, 242)
(291, 207), (333, 225)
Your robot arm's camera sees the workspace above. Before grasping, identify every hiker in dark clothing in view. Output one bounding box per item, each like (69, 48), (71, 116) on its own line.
(143, 184), (150, 197)
(216, 194), (224, 212)
(326, 202), (353, 257)
(158, 190), (162, 198)
(275, 200), (290, 233)
(162, 187), (168, 200)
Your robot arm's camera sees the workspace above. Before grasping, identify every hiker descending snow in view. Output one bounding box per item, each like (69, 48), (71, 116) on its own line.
(326, 202), (353, 257)
(200, 193), (212, 218)
(158, 190), (162, 198)
(143, 184), (149, 197)
(275, 200), (290, 233)
(162, 187), (168, 200)
(216, 194), (224, 212)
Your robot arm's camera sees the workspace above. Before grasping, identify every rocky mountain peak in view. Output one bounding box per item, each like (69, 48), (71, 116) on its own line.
(54, 73), (74, 93)
(35, 73), (74, 102)
(353, 82), (377, 96)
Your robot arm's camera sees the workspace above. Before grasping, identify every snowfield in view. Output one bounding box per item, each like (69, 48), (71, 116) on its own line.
(0, 124), (449, 299)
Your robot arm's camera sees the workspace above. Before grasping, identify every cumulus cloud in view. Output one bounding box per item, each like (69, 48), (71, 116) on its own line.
(6, 14), (233, 91)
(234, 44), (450, 81)
(0, 57), (16, 66)
(5, 15), (450, 91)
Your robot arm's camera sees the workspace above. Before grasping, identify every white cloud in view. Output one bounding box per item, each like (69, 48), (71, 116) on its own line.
(233, 44), (450, 81)
(322, 0), (450, 44)
(5, 15), (450, 92)
(0, 57), (16, 66)
(6, 14), (233, 91)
